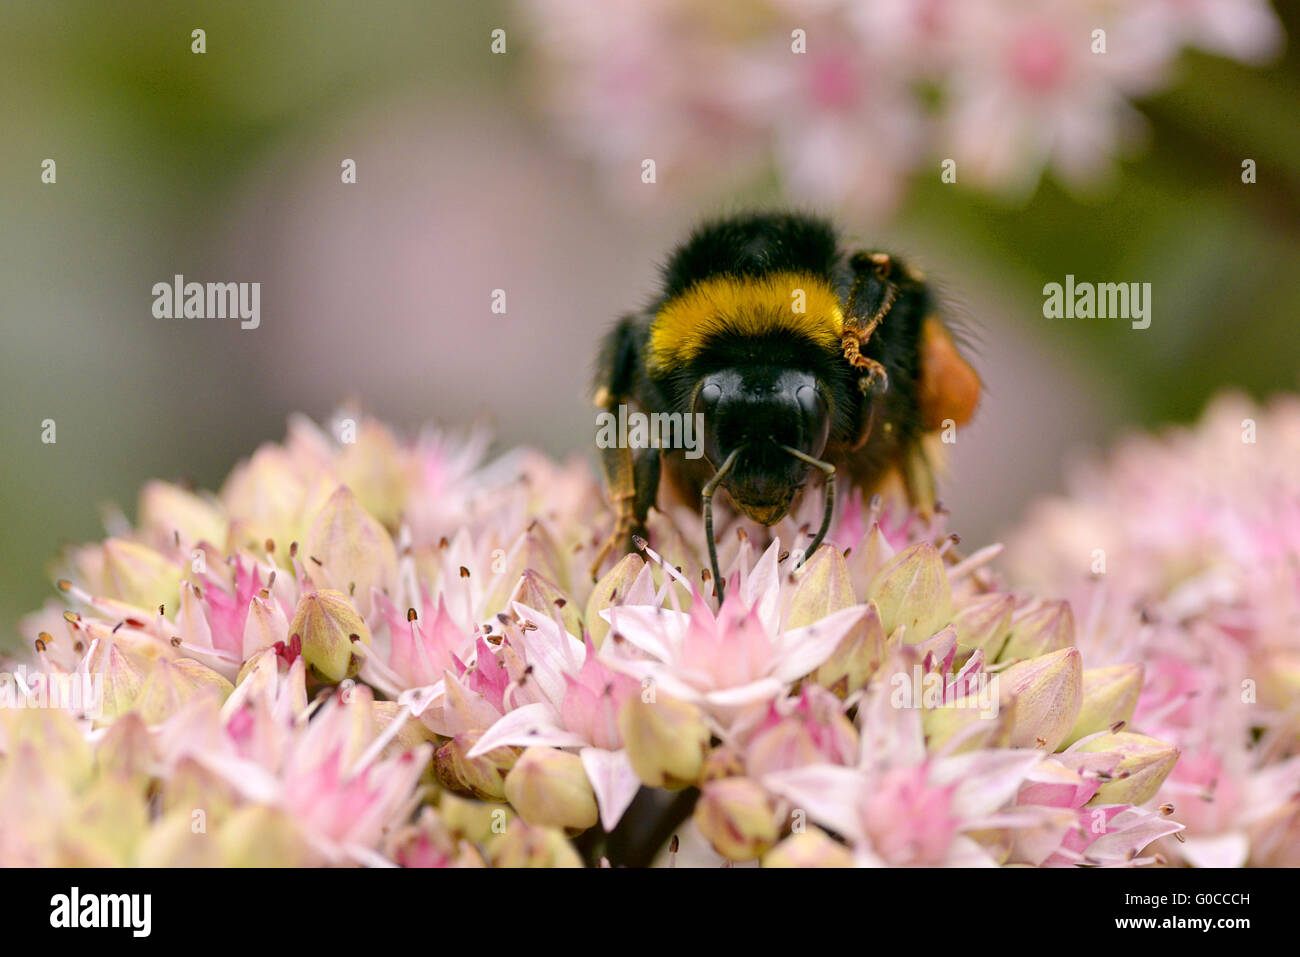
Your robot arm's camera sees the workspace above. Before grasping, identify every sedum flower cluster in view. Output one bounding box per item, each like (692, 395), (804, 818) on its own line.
(3, 412), (1185, 867)
(1006, 394), (1300, 867)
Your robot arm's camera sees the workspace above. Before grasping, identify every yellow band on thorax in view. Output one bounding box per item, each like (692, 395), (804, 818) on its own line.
(648, 271), (845, 372)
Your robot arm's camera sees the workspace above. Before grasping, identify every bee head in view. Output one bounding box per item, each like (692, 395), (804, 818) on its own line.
(693, 367), (831, 525)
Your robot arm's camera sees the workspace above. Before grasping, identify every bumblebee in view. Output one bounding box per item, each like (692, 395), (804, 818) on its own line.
(592, 211), (981, 598)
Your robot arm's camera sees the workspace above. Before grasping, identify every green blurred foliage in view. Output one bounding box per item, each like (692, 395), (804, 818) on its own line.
(902, 47), (1300, 428)
(0, 0), (516, 645)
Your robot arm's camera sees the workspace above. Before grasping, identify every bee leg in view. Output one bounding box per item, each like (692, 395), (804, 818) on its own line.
(842, 250), (900, 393)
(901, 440), (937, 519)
(841, 337), (890, 396)
(630, 447), (660, 538)
(591, 517), (634, 581)
(591, 317), (658, 579)
(591, 440), (637, 580)
(590, 446), (660, 579)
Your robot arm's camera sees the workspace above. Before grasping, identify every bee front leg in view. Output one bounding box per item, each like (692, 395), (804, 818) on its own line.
(591, 316), (655, 579)
(591, 443), (659, 579)
(841, 332), (890, 396)
(631, 446), (660, 538)
(843, 250), (901, 396)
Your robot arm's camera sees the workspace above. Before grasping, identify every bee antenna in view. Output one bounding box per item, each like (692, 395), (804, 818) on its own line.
(701, 447), (744, 605)
(777, 444), (836, 567)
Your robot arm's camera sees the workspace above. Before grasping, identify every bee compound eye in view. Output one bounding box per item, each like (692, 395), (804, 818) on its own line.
(697, 382), (722, 412)
(796, 383), (821, 417)
(795, 383), (831, 458)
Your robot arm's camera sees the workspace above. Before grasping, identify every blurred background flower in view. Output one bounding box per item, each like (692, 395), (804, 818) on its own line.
(522, 0), (1283, 202)
(2, 0), (1298, 647)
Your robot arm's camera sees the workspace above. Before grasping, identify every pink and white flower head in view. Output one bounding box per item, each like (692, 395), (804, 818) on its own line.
(598, 542), (870, 725)
(1007, 393), (1300, 865)
(4, 409), (1185, 867)
(764, 676), (1055, 867)
(764, 669), (1181, 867)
